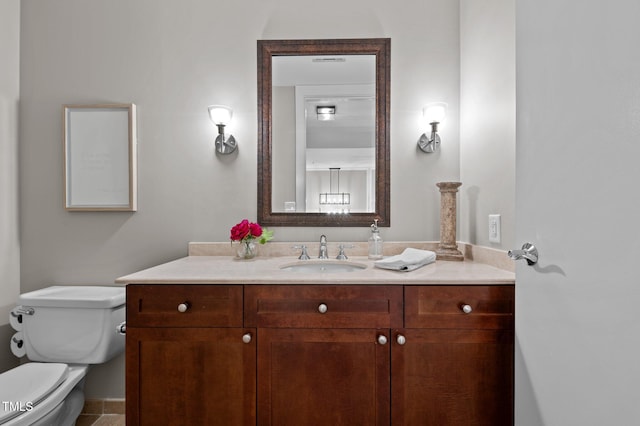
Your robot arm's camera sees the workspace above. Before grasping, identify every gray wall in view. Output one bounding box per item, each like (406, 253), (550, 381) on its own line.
(459, 0), (515, 250)
(11, 0), (515, 399)
(19, 0), (460, 298)
(0, 0), (21, 373)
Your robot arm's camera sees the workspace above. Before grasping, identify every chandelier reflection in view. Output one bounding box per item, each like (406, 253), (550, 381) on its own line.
(319, 168), (351, 214)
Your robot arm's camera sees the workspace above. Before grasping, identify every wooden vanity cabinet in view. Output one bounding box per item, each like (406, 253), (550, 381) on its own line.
(125, 285), (256, 426)
(126, 283), (514, 426)
(245, 285), (403, 426)
(392, 285), (515, 426)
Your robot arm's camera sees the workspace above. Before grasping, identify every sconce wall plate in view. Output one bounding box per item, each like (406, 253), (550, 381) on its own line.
(215, 133), (237, 154)
(418, 131), (440, 153)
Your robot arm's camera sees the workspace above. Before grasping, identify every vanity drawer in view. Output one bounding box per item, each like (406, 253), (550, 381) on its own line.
(405, 285), (514, 329)
(127, 285), (243, 327)
(245, 285), (403, 328)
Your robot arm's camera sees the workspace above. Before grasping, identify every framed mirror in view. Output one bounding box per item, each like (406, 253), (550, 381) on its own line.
(257, 38), (390, 227)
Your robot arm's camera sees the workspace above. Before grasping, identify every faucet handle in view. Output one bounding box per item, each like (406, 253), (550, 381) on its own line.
(336, 244), (354, 260)
(292, 245), (310, 260)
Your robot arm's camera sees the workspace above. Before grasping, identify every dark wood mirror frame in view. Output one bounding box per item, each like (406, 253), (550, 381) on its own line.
(257, 38), (390, 227)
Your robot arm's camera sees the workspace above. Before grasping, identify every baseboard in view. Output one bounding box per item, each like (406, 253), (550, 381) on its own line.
(81, 399), (125, 415)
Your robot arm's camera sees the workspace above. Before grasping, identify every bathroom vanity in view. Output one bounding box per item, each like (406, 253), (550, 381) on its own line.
(119, 248), (515, 426)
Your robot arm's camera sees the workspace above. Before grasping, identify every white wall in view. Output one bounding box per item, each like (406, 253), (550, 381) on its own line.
(0, 0), (21, 372)
(459, 0), (515, 250)
(18, 0), (461, 398)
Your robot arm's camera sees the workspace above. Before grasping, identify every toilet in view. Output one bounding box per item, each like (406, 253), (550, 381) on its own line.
(0, 286), (126, 426)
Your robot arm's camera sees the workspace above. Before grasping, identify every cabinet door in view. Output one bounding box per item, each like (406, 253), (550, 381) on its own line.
(391, 328), (513, 426)
(126, 327), (256, 426)
(258, 328), (390, 426)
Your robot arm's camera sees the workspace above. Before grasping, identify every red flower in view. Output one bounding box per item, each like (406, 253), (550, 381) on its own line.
(230, 219), (250, 241)
(248, 222), (262, 238)
(230, 219), (264, 242)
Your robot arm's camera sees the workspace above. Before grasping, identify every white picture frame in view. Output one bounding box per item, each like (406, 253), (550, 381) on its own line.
(63, 104), (137, 211)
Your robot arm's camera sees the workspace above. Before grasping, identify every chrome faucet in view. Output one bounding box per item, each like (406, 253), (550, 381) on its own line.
(318, 235), (328, 259)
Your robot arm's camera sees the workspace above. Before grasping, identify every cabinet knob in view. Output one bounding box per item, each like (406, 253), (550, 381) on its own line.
(461, 304), (473, 314)
(177, 302), (190, 313)
(242, 333), (252, 344)
(377, 334), (388, 345)
(318, 303), (328, 314)
(396, 334), (406, 345)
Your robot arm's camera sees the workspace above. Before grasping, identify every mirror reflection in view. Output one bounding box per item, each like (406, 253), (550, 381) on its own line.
(271, 55), (376, 213)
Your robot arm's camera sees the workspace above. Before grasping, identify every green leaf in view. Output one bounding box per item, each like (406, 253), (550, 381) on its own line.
(258, 229), (274, 244)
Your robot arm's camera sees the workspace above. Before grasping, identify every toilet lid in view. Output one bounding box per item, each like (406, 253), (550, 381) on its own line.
(18, 285), (125, 308)
(0, 362), (68, 423)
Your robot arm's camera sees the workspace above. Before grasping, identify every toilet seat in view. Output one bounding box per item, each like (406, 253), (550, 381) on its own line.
(0, 363), (87, 425)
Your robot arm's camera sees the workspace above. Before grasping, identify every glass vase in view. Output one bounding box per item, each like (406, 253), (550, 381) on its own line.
(237, 241), (257, 259)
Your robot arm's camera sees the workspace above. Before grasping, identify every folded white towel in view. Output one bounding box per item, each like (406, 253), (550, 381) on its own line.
(374, 248), (436, 272)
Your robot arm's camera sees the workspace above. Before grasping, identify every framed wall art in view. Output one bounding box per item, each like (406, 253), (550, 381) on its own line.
(63, 103), (137, 211)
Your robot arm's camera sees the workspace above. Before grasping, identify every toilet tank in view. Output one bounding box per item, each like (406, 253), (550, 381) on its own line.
(18, 286), (125, 364)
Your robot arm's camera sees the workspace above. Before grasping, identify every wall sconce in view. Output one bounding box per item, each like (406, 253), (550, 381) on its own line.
(418, 102), (447, 153)
(317, 105), (336, 121)
(208, 105), (237, 154)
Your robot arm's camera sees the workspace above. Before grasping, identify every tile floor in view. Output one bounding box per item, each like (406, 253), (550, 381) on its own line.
(76, 399), (125, 426)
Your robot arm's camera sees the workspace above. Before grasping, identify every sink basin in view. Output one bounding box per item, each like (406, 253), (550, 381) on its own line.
(280, 260), (367, 273)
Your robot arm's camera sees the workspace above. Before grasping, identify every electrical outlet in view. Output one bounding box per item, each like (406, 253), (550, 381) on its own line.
(489, 214), (501, 243)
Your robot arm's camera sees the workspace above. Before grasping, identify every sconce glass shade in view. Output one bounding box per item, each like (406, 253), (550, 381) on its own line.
(423, 102), (447, 124)
(208, 105), (233, 126)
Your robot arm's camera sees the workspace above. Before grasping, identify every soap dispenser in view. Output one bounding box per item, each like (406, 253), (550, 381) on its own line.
(368, 219), (384, 259)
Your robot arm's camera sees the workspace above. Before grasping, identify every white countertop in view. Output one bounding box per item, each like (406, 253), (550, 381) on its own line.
(115, 255), (515, 285)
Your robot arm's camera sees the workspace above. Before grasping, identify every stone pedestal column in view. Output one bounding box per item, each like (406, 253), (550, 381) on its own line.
(436, 182), (464, 261)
